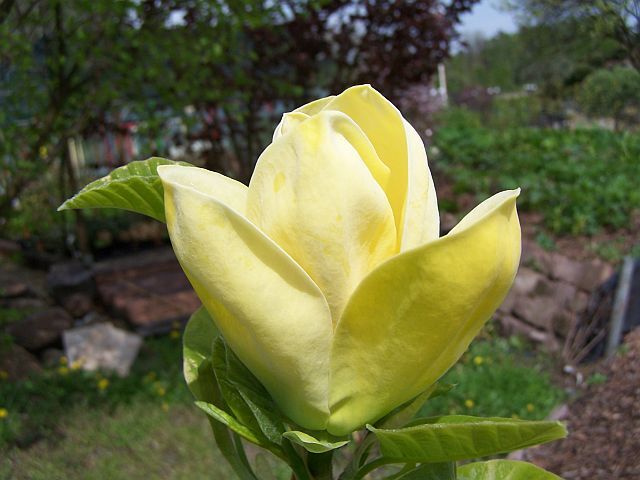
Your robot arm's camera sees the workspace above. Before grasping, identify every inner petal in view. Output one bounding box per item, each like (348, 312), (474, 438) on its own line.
(247, 111), (397, 323)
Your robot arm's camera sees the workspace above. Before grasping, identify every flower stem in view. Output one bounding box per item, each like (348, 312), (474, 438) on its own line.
(307, 451), (334, 480)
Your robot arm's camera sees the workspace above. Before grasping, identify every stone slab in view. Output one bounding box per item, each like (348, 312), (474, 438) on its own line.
(7, 307), (73, 351)
(63, 322), (142, 377)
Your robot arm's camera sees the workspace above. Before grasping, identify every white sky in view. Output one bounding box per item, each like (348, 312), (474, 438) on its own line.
(459, 0), (518, 38)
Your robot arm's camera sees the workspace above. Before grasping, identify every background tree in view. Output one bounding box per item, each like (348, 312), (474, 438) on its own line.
(578, 66), (640, 129)
(0, 0), (478, 251)
(504, 0), (640, 71)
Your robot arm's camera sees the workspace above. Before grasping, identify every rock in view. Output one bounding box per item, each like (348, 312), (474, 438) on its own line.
(7, 307), (73, 351)
(41, 347), (64, 368)
(550, 254), (583, 285)
(575, 260), (614, 292)
(550, 254), (614, 291)
(499, 268), (548, 314)
(521, 241), (554, 275)
(0, 238), (20, 256)
(515, 268), (547, 296)
(552, 282), (578, 310)
(94, 251), (199, 334)
(573, 291), (589, 313)
(60, 292), (94, 318)
(47, 261), (95, 305)
(552, 309), (575, 337)
(114, 290), (200, 333)
(499, 315), (555, 346)
(0, 281), (29, 298)
(513, 296), (557, 330)
(3, 297), (49, 310)
(63, 322), (142, 377)
(548, 403), (569, 421)
(0, 344), (42, 380)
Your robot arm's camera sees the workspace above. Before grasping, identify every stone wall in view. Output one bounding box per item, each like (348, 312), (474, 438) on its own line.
(496, 240), (614, 351)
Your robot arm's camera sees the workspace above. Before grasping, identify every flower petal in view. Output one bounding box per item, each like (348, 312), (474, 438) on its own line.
(319, 85), (411, 245)
(159, 165), (333, 430)
(247, 111), (396, 322)
(401, 119), (440, 250)
(327, 190), (521, 435)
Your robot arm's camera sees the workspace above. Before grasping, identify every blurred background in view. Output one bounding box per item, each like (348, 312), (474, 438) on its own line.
(1, 1), (639, 479)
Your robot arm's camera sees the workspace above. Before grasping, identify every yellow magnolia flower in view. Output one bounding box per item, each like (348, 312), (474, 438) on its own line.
(159, 85), (520, 436)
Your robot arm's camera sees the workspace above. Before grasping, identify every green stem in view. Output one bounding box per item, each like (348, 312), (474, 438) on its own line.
(283, 441), (313, 480)
(352, 458), (397, 480)
(307, 451), (334, 480)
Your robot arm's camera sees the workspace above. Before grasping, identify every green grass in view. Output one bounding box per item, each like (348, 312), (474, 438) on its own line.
(1, 403), (236, 480)
(1, 332), (564, 478)
(432, 111), (640, 235)
(419, 336), (565, 420)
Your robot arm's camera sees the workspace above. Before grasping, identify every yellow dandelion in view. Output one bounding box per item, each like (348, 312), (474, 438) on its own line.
(39, 145), (48, 159)
(70, 359), (84, 370)
(59, 356), (68, 365)
(162, 402), (170, 412)
(156, 385), (166, 397)
(58, 366), (69, 375)
(464, 399), (474, 409)
(473, 356), (484, 366)
(526, 403), (535, 412)
(0, 370), (8, 380)
(97, 378), (110, 390)
(170, 330), (180, 340)
(0, 408), (7, 419)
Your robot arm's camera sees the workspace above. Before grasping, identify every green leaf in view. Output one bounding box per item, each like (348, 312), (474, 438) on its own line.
(182, 308), (256, 479)
(282, 431), (349, 454)
(394, 462), (456, 480)
(379, 382), (455, 429)
(196, 400), (263, 445)
(58, 157), (192, 222)
(368, 415), (567, 463)
(183, 306), (219, 400)
(457, 460), (562, 479)
(213, 336), (287, 446)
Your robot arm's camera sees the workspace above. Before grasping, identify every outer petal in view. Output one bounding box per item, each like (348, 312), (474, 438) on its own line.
(400, 120), (440, 250)
(158, 165), (333, 430)
(327, 189), (521, 435)
(247, 111), (396, 322)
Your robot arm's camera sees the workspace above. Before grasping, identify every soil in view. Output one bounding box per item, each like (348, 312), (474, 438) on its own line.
(528, 328), (640, 479)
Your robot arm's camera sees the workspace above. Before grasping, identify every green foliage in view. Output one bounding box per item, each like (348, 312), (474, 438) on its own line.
(282, 431), (349, 454)
(184, 308), (565, 479)
(489, 96), (544, 130)
(446, 18), (624, 99)
(433, 115), (640, 234)
(578, 67), (640, 122)
(458, 459), (561, 479)
(58, 158), (190, 223)
(368, 416), (566, 462)
(419, 337), (565, 420)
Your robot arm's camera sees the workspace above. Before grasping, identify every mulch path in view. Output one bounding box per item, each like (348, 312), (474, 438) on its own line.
(528, 328), (640, 479)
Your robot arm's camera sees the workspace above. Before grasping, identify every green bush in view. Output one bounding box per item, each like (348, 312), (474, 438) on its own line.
(420, 336), (565, 420)
(432, 114), (640, 234)
(578, 67), (640, 126)
(489, 95), (544, 129)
